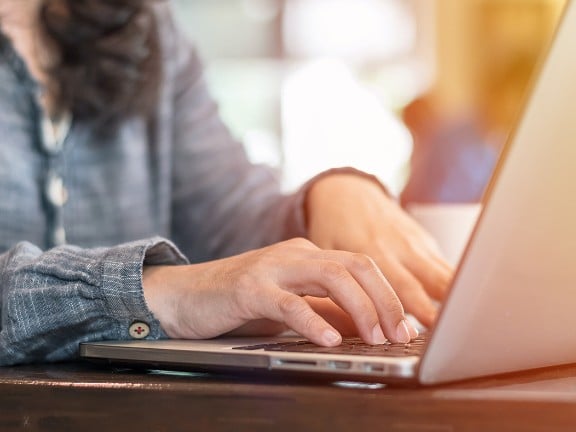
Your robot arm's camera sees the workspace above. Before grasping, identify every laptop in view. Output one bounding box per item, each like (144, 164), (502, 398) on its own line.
(80, 0), (576, 385)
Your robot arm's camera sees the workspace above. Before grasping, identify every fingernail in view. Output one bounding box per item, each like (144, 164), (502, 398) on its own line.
(395, 320), (411, 344)
(371, 324), (386, 345)
(323, 329), (341, 345)
(407, 322), (419, 339)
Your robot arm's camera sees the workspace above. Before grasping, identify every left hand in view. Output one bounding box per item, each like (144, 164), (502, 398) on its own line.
(304, 173), (454, 330)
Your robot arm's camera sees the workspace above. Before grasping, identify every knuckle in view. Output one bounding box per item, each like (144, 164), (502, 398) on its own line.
(277, 295), (320, 333)
(381, 283), (407, 316)
(386, 299), (405, 318)
(349, 253), (378, 273)
(319, 261), (350, 284)
(277, 294), (307, 317)
(301, 311), (322, 334)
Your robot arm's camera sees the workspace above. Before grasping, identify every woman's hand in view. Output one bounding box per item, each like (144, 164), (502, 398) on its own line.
(305, 173), (454, 328)
(143, 238), (418, 346)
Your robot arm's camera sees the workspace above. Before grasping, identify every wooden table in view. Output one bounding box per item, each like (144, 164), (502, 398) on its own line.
(3, 362), (576, 431)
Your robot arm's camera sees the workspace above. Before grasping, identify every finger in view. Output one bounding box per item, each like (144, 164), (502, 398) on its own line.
(305, 297), (358, 336)
(384, 261), (439, 328)
(321, 252), (416, 344)
(430, 252), (454, 278)
(268, 291), (343, 346)
(401, 248), (452, 301)
(409, 225), (456, 289)
(292, 254), (414, 344)
(415, 231), (455, 271)
(280, 259), (387, 345)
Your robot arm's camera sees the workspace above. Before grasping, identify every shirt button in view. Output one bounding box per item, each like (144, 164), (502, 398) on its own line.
(46, 174), (68, 207)
(52, 226), (67, 246)
(129, 322), (150, 339)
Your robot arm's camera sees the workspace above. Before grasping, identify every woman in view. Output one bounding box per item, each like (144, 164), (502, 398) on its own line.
(0, 0), (451, 365)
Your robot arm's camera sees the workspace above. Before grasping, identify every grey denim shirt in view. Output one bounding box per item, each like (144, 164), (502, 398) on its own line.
(0, 4), (313, 366)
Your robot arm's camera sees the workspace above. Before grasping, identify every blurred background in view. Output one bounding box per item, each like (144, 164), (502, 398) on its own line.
(172, 0), (566, 204)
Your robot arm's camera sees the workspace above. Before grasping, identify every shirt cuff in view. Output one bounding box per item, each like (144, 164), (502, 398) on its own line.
(100, 237), (189, 340)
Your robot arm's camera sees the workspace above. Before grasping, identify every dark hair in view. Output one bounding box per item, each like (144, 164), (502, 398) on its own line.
(39, 0), (161, 126)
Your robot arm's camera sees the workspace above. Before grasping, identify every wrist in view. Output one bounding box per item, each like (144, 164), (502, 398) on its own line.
(142, 265), (182, 338)
(306, 172), (387, 219)
(305, 173), (396, 249)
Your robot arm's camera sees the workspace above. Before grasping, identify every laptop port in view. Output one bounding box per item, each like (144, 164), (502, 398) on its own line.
(274, 359), (317, 368)
(327, 360), (352, 370)
(365, 363), (386, 373)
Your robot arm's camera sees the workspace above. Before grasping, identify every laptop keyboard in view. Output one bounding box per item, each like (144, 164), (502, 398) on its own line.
(233, 334), (427, 357)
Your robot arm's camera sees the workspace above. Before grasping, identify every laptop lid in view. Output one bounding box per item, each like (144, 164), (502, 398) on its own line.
(81, 1), (575, 385)
(419, 0), (576, 384)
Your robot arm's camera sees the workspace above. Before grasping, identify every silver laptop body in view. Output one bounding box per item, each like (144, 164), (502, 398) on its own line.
(81, 0), (576, 385)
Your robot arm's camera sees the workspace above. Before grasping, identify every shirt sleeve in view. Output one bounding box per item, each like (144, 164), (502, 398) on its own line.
(0, 237), (188, 366)
(155, 7), (305, 262)
(159, 7), (393, 262)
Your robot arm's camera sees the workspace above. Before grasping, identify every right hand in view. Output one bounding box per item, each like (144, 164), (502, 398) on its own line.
(143, 238), (418, 346)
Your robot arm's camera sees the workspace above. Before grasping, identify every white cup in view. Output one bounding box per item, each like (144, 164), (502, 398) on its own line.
(407, 203), (482, 266)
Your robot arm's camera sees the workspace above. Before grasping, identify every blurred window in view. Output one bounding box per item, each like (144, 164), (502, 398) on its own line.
(172, 0), (436, 193)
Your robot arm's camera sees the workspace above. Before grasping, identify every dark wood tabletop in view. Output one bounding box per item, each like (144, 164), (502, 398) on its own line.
(3, 361), (576, 432)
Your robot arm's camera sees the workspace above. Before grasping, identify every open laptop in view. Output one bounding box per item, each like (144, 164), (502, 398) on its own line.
(80, 0), (576, 385)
